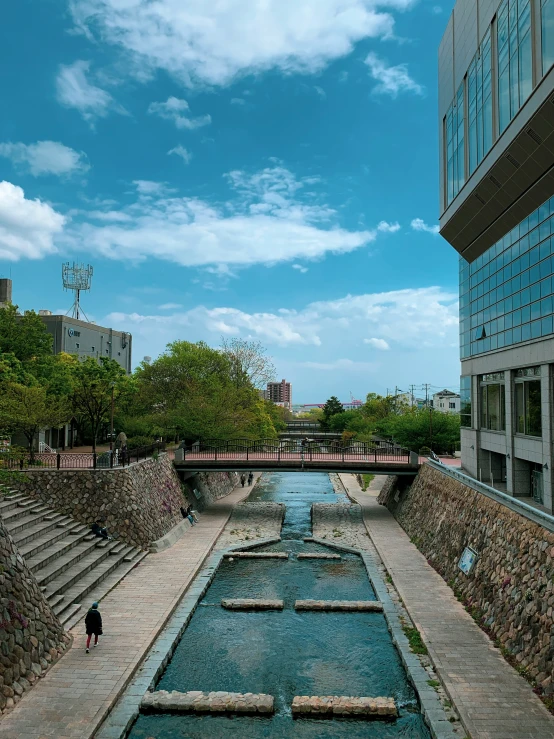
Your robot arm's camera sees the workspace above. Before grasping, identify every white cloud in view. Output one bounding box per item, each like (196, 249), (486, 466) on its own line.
(300, 358), (378, 371)
(292, 264), (309, 273)
(69, 166), (381, 268)
(314, 86), (326, 99)
(148, 97), (211, 129)
(364, 337), (390, 350)
(364, 52), (423, 98)
(106, 286), (458, 354)
(411, 217), (440, 234)
(377, 220), (400, 233)
(168, 145), (192, 164)
(0, 181), (65, 260)
(158, 302), (183, 310)
(69, 0), (412, 88)
(0, 141), (89, 177)
(431, 5), (442, 12)
(231, 98), (246, 105)
(56, 60), (123, 123)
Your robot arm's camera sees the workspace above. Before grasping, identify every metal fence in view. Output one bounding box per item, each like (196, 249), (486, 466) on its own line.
(179, 441), (411, 464)
(0, 442), (166, 471)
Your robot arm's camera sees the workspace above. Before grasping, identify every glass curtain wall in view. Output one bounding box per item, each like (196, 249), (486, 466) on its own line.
(459, 195), (554, 358)
(468, 29), (493, 175)
(514, 367), (542, 436)
(543, 0), (554, 73)
(480, 373), (506, 430)
(460, 376), (472, 427)
(497, 0), (532, 133)
(446, 83), (465, 205)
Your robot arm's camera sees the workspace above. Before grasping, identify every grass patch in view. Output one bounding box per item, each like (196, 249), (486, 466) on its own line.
(402, 625), (428, 655)
(361, 474), (375, 491)
(426, 679), (440, 689)
(385, 574), (393, 585)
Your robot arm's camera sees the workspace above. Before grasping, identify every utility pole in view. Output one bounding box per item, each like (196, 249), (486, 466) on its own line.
(429, 406), (434, 452)
(423, 383), (431, 408)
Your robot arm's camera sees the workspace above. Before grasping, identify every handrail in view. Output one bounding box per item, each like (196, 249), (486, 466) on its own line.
(427, 459), (554, 534)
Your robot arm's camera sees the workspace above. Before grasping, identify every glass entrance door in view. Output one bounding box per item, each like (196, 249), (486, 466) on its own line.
(532, 469), (544, 504)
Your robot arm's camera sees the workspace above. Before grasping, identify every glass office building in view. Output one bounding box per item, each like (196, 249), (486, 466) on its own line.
(439, 0), (554, 510)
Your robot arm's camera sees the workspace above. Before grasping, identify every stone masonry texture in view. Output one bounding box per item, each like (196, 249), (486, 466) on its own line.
(291, 695), (397, 717)
(184, 471), (241, 510)
(142, 690), (275, 714)
(380, 463), (554, 693)
(13, 454), (186, 549)
(0, 512), (70, 716)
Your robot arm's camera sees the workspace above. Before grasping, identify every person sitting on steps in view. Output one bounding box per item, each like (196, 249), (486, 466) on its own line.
(91, 521), (112, 540)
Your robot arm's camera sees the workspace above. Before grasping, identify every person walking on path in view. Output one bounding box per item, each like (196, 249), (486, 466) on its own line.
(85, 602), (102, 653)
(240, 474), (246, 487)
(247, 472), (253, 486)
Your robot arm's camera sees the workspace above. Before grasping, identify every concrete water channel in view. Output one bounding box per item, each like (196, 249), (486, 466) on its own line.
(126, 472), (433, 738)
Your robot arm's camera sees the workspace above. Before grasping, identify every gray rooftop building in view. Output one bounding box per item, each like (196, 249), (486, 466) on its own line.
(439, 0), (554, 508)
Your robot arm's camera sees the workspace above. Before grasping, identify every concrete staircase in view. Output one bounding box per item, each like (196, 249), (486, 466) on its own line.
(0, 490), (147, 629)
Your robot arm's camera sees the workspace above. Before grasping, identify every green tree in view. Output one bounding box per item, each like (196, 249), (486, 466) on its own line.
(376, 408), (460, 453)
(0, 304), (53, 362)
(0, 384), (71, 457)
(220, 338), (276, 390)
(321, 396), (344, 429)
(71, 358), (127, 453)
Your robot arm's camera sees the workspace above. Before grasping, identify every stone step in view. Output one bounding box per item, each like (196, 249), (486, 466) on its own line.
(142, 690), (275, 715)
(0, 493), (32, 514)
(123, 549), (143, 562)
(45, 542), (120, 599)
(62, 551), (148, 631)
(53, 549), (147, 622)
(10, 514), (73, 546)
(20, 526), (90, 563)
(297, 553), (341, 560)
(1, 502), (49, 525)
(294, 600), (384, 612)
(221, 599), (284, 610)
(291, 695), (397, 718)
(32, 537), (102, 584)
(48, 594), (65, 611)
(109, 542), (128, 555)
(4, 508), (55, 535)
(56, 602), (82, 627)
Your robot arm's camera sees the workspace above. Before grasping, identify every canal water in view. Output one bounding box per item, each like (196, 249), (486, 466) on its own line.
(129, 472), (431, 738)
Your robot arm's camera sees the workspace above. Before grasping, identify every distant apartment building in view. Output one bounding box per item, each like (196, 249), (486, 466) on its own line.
(266, 379), (292, 409)
(439, 0), (554, 507)
(432, 389), (461, 414)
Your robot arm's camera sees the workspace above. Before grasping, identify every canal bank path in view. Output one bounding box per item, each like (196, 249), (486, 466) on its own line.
(0, 478), (258, 739)
(342, 472), (554, 739)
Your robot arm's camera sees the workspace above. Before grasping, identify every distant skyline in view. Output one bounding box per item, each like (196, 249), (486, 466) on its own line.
(1, 0), (458, 403)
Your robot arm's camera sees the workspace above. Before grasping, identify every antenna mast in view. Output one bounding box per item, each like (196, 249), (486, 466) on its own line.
(62, 262), (93, 321)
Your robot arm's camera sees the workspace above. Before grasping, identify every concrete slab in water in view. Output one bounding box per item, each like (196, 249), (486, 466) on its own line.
(297, 553), (341, 560)
(142, 689), (274, 714)
(291, 695), (397, 718)
(294, 600), (383, 612)
(223, 552), (288, 559)
(221, 598), (284, 610)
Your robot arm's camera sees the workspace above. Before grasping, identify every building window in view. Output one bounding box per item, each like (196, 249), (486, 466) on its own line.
(75, 343), (80, 348)
(460, 376), (472, 427)
(480, 374), (506, 430)
(497, 0), (532, 133)
(445, 82), (465, 205)
(449, 402), (456, 409)
(515, 366), (542, 436)
(542, 0), (554, 74)
(468, 29), (493, 174)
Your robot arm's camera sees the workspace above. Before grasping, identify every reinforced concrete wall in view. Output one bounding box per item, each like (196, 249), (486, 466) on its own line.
(13, 454), (185, 549)
(0, 514), (70, 715)
(380, 463), (554, 692)
(182, 471), (241, 511)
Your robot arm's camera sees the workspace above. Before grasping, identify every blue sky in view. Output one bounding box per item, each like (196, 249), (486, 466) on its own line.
(0, 0), (460, 403)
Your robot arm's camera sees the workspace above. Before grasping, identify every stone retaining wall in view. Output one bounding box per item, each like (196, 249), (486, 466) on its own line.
(0, 513), (70, 715)
(184, 471), (241, 511)
(381, 463), (554, 692)
(13, 454), (185, 549)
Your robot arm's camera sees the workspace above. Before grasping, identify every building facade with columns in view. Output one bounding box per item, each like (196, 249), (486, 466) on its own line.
(439, 0), (554, 507)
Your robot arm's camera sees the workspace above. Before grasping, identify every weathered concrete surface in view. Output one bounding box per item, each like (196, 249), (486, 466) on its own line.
(291, 695), (397, 718)
(0, 503), (70, 715)
(183, 471), (241, 511)
(221, 598), (284, 610)
(217, 500), (284, 548)
(294, 600), (383, 612)
(297, 553), (341, 560)
(312, 503), (371, 550)
(142, 689), (274, 714)
(223, 551), (288, 559)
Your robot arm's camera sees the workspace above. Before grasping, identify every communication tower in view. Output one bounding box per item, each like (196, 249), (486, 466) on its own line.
(62, 262), (93, 321)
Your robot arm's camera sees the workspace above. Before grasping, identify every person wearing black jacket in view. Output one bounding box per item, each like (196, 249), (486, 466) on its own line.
(85, 602), (103, 653)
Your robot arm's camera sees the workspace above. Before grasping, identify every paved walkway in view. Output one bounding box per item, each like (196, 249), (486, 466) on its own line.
(342, 473), (554, 739)
(0, 481), (256, 739)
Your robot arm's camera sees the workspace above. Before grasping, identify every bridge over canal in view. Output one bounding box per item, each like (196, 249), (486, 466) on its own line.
(174, 439), (420, 475)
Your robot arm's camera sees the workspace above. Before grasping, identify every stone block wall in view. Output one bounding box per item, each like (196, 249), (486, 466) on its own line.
(14, 454), (186, 549)
(382, 464), (554, 692)
(183, 471), (241, 511)
(0, 514), (70, 715)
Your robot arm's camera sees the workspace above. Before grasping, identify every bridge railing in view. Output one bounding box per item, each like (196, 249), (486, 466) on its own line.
(178, 442), (411, 463)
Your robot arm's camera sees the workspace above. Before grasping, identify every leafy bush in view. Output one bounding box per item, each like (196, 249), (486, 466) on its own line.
(126, 435), (156, 450)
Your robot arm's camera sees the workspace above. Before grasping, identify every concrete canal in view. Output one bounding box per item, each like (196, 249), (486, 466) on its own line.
(129, 472), (431, 738)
